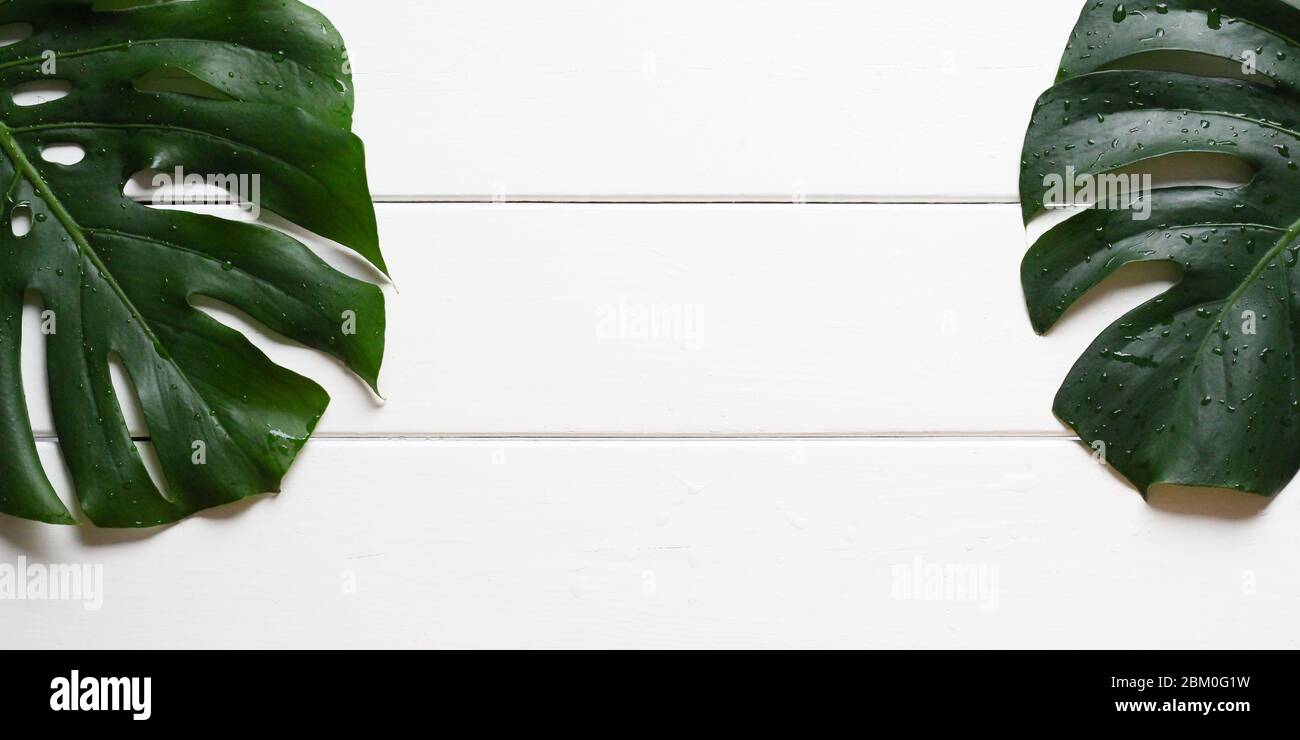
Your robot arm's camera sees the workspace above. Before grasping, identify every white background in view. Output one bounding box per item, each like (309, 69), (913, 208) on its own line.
(3, 0), (1298, 649)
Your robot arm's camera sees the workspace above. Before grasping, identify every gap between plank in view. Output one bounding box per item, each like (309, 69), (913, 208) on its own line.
(73, 433), (1082, 443)
(371, 197), (1021, 205)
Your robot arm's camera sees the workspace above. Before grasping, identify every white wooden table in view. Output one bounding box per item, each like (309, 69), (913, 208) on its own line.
(2, 0), (1294, 649)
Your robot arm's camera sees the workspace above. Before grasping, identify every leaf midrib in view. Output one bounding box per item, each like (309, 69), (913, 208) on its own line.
(0, 118), (310, 487)
(1182, 216), (1300, 393)
(0, 119), (167, 354)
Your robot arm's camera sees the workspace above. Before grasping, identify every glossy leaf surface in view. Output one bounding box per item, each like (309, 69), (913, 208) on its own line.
(1021, 0), (1300, 496)
(0, 0), (384, 526)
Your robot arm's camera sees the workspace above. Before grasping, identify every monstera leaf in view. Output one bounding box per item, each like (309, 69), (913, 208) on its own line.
(1021, 0), (1300, 496)
(0, 0), (385, 527)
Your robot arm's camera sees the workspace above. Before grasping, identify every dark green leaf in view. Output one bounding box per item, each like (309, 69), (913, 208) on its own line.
(0, 0), (385, 526)
(1021, 0), (1300, 496)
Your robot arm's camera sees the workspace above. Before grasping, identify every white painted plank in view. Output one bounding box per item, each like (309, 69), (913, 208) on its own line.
(316, 0), (1079, 200)
(19, 203), (1162, 437)
(1, 439), (1293, 649)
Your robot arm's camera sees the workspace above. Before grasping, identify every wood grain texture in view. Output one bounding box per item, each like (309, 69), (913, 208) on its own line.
(0, 439), (1293, 649)
(317, 0), (1079, 201)
(21, 204), (1170, 438)
(2, 1), (1289, 650)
